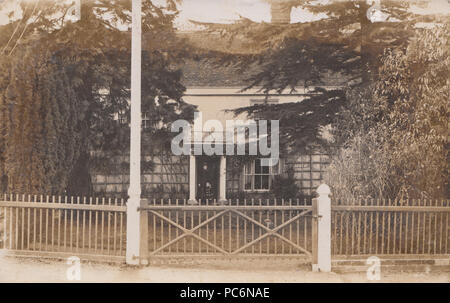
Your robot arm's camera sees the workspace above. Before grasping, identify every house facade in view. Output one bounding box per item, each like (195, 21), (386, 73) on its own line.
(90, 1), (336, 201)
(90, 84), (332, 201)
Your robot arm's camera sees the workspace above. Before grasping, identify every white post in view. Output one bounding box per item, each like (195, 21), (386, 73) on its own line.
(188, 155), (197, 204)
(316, 184), (332, 272)
(126, 0), (142, 266)
(219, 156), (227, 202)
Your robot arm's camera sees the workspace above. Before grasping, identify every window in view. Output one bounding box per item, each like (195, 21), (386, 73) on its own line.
(142, 112), (150, 129)
(115, 111), (153, 129)
(244, 159), (281, 191)
(117, 110), (127, 125)
(293, 154), (330, 195)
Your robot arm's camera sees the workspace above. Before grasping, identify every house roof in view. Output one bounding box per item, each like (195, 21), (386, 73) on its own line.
(180, 58), (260, 87)
(180, 57), (348, 88)
(177, 30), (352, 88)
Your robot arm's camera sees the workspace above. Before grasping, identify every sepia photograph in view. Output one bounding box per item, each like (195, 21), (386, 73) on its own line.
(0, 0), (448, 288)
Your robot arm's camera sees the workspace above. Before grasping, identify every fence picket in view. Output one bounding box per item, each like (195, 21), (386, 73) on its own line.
(114, 198), (117, 254)
(33, 196), (37, 251)
(27, 195), (31, 250)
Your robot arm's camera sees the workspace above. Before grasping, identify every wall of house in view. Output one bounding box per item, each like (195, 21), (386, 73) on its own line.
(285, 153), (330, 196)
(91, 152), (190, 200)
(91, 152), (329, 200)
(225, 153), (329, 200)
(183, 87), (324, 126)
(91, 88), (331, 199)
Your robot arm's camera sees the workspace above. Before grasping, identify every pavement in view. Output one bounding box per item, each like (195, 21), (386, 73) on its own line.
(0, 254), (448, 283)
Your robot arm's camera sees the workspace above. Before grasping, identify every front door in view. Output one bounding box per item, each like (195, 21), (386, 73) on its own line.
(196, 156), (220, 201)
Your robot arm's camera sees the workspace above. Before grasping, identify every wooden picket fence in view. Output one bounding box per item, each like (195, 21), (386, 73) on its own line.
(331, 198), (450, 256)
(1, 194), (449, 263)
(0, 194), (127, 258)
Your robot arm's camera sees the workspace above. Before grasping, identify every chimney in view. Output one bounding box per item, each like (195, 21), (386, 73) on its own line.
(269, 0), (293, 24)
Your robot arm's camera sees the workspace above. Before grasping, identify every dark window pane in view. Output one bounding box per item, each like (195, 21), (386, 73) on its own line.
(262, 175), (269, 189)
(261, 163), (269, 174)
(255, 159), (261, 174)
(254, 175), (262, 189)
(244, 163), (250, 174)
(245, 175), (252, 190)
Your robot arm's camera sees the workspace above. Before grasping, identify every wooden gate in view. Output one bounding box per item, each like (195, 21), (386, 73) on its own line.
(142, 199), (314, 260)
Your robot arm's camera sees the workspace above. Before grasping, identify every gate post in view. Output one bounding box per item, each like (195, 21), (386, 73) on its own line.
(312, 197), (318, 270)
(312, 184), (331, 272)
(139, 199), (149, 265)
(126, 198), (140, 265)
(126, 198), (149, 266)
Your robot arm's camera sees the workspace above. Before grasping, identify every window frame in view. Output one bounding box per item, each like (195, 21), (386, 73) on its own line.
(142, 112), (151, 129)
(243, 158), (282, 192)
(117, 110), (127, 125)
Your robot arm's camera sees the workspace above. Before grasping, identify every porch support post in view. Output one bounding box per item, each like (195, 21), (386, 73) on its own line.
(312, 184), (332, 272)
(188, 155), (197, 204)
(219, 156), (227, 202)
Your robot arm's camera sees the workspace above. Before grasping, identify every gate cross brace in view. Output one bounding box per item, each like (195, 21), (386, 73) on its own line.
(149, 210), (230, 255)
(147, 208), (312, 257)
(230, 209), (312, 256)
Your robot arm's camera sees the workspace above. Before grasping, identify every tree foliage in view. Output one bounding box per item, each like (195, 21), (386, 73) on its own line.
(192, 0), (447, 198)
(190, 0), (430, 156)
(193, 0), (426, 86)
(0, 0), (195, 195)
(327, 24), (449, 200)
(233, 88), (345, 153)
(0, 42), (81, 193)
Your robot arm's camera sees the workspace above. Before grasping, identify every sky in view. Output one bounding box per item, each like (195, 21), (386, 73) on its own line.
(174, 0), (450, 28)
(1, 0), (449, 27)
(173, 0), (328, 30)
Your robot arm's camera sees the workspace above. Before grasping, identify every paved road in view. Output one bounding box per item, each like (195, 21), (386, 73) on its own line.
(0, 255), (448, 283)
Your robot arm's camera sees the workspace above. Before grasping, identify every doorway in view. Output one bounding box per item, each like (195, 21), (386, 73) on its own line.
(196, 156), (220, 201)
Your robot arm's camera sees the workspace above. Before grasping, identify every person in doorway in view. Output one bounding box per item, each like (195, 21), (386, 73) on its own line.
(197, 162), (216, 201)
(204, 181), (214, 200)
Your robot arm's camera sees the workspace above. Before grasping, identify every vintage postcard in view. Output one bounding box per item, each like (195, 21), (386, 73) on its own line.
(0, 0), (448, 287)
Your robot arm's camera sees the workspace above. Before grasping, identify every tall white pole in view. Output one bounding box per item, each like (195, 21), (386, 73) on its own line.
(316, 184), (331, 272)
(126, 0), (142, 265)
